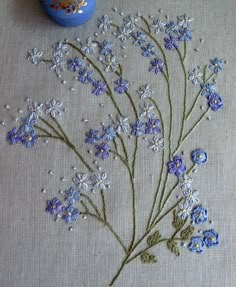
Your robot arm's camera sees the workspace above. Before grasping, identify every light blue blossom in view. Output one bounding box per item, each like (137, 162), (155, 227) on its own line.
(81, 37), (97, 55)
(178, 202), (192, 219)
(209, 58), (224, 74)
(52, 41), (69, 58)
(191, 205), (208, 225)
(78, 68), (94, 84)
(203, 229), (219, 248)
(188, 236), (205, 254)
(27, 48), (43, 65)
(65, 186), (80, 204)
(201, 82), (216, 97)
(132, 31), (146, 46)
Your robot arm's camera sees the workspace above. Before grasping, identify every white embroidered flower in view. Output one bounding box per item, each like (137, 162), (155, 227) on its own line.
(28, 101), (44, 119)
(183, 189), (199, 206)
(137, 84), (154, 99)
(102, 54), (119, 73)
(115, 114), (129, 134)
(52, 41), (69, 57)
(81, 37), (97, 55)
(27, 48), (43, 65)
(73, 173), (91, 191)
(178, 202), (192, 220)
(179, 174), (193, 190)
(98, 15), (112, 33)
(140, 103), (156, 119)
(188, 68), (203, 85)
(50, 56), (66, 77)
(177, 14), (194, 28)
(91, 172), (110, 193)
(45, 99), (63, 118)
(148, 136), (164, 152)
(123, 15), (140, 30)
(117, 26), (133, 42)
(152, 18), (166, 34)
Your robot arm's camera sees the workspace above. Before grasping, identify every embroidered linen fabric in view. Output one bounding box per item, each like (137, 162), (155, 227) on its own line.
(0, 0), (235, 286)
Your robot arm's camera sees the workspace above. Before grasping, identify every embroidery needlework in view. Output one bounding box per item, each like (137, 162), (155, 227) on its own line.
(7, 11), (225, 286)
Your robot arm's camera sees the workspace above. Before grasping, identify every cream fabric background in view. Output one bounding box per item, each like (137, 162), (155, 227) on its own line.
(0, 0), (235, 286)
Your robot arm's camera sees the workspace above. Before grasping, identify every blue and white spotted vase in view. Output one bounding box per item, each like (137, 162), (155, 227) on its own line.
(40, 0), (96, 27)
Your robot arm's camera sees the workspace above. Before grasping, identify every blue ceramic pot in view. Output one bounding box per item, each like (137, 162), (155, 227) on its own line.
(40, 0), (96, 27)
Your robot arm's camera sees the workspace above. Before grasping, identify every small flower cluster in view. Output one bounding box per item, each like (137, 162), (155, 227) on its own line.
(130, 118), (161, 136)
(7, 99), (63, 148)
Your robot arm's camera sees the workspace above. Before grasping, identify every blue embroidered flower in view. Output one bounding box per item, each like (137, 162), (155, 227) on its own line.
(208, 93), (224, 111)
(201, 82), (216, 97)
(62, 205), (80, 224)
(183, 189), (199, 206)
(23, 113), (38, 127)
(178, 202), (192, 219)
(85, 129), (100, 144)
(145, 118), (161, 134)
(132, 31), (146, 46)
(178, 27), (192, 42)
(92, 80), (108, 96)
(20, 126), (38, 148)
(114, 78), (129, 94)
(95, 142), (110, 160)
(46, 198), (63, 215)
(65, 186), (80, 205)
(165, 21), (179, 37)
(164, 36), (179, 50)
(130, 119), (146, 137)
(78, 68), (94, 84)
(203, 229), (219, 248)
(191, 149), (208, 165)
(7, 127), (22, 145)
(209, 57), (224, 74)
(149, 58), (164, 75)
(103, 126), (117, 141)
(188, 236), (205, 254)
(167, 155), (187, 177)
(141, 43), (155, 57)
(99, 40), (113, 56)
(191, 205), (208, 225)
(67, 57), (83, 72)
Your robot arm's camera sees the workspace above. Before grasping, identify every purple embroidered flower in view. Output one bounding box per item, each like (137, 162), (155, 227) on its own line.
(191, 149), (208, 165)
(141, 43), (155, 57)
(130, 119), (146, 137)
(103, 126), (117, 141)
(62, 205), (80, 224)
(191, 205), (208, 225)
(164, 36), (179, 50)
(78, 68), (94, 84)
(208, 93), (224, 111)
(188, 236), (205, 254)
(132, 31), (146, 46)
(165, 21), (179, 37)
(99, 40), (113, 56)
(149, 58), (164, 75)
(85, 129), (100, 144)
(46, 198), (63, 215)
(145, 118), (161, 134)
(201, 82), (216, 97)
(167, 155), (187, 177)
(65, 186), (80, 205)
(203, 229), (219, 248)
(67, 57), (83, 72)
(7, 127), (22, 145)
(114, 78), (129, 94)
(178, 27), (192, 42)
(92, 80), (108, 96)
(209, 57), (224, 74)
(20, 126), (38, 148)
(95, 142), (110, 160)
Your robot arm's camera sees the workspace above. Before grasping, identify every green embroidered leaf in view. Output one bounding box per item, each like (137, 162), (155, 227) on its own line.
(147, 231), (161, 247)
(172, 209), (185, 230)
(180, 225), (195, 240)
(140, 251), (157, 264)
(167, 240), (180, 256)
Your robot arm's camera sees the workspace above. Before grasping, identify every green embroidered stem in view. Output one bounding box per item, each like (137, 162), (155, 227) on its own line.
(176, 48), (188, 146)
(81, 193), (101, 218)
(35, 125), (54, 137)
(183, 42), (187, 62)
(140, 15), (151, 34)
(132, 137), (138, 177)
(100, 190), (107, 221)
(145, 98), (165, 230)
(80, 200), (90, 213)
(39, 117), (63, 138)
(117, 134), (129, 163)
(126, 239), (168, 264)
(67, 42), (122, 116)
(80, 211), (127, 253)
(157, 171), (169, 213)
(124, 91), (138, 118)
(38, 134), (62, 140)
(173, 108), (211, 156)
(185, 72), (214, 120)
